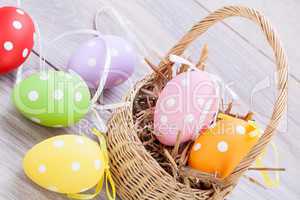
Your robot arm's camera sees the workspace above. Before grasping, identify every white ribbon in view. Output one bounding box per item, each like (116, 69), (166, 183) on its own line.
(15, 27), (130, 132)
(16, 0), (21, 7)
(95, 6), (148, 57)
(169, 54), (239, 101)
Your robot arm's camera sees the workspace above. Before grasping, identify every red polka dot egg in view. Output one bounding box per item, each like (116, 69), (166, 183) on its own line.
(0, 7), (35, 74)
(154, 71), (219, 146)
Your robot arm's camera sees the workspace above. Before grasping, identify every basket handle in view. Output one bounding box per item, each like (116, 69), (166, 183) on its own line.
(160, 6), (288, 183)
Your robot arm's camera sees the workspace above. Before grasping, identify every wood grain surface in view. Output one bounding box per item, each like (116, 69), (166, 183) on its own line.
(0, 0), (299, 199)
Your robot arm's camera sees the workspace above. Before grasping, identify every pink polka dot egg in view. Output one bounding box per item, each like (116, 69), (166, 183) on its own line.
(67, 35), (137, 89)
(0, 7), (35, 74)
(154, 70), (220, 146)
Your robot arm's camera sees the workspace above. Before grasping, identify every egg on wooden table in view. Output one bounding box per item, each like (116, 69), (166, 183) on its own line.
(67, 35), (137, 89)
(188, 113), (261, 179)
(0, 7), (35, 74)
(154, 70), (219, 146)
(23, 135), (105, 194)
(12, 70), (91, 127)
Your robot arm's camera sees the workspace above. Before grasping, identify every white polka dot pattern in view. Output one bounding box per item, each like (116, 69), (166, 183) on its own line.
(184, 114), (194, 123)
(4, 41), (13, 51)
(154, 71), (219, 146)
(53, 89), (64, 100)
(217, 141), (228, 153)
(23, 135), (106, 194)
(12, 20), (22, 30)
(76, 138), (84, 144)
(22, 48), (29, 58)
(38, 165), (46, 173)
(75, 92), (82, 102)
(193, 143), (201, 151)
(28, 90), (39, 101)
(87, 58), (97, 67)
(236, 125), (246, 135)
(53, 140), (64, 148)
(165, 97), (176, 108)
(160, 115), (168, 124)
(0, 7), (35, 74)
(71, 162), (81, 172)
(94, 160), (102, 170)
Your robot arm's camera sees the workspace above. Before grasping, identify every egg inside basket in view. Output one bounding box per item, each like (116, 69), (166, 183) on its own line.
(132, 45), (262, 190)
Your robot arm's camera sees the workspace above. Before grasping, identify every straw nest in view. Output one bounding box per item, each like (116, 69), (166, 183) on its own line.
(107, 6), (287, 200)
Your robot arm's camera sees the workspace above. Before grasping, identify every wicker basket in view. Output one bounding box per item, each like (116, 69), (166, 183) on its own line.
(107, 6), (288, 200)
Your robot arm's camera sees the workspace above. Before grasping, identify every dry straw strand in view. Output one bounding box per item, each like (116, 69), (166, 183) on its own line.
(107, 5), (288, 200)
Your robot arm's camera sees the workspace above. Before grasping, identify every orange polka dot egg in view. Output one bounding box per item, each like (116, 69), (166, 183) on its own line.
(154, 70), (219, 146)
(188, 113), (262, 179)
(23, 135), (105, 194)
(0, 7), (35, 74)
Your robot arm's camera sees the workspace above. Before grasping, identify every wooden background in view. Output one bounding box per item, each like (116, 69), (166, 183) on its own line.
(0, 0), (299, 199)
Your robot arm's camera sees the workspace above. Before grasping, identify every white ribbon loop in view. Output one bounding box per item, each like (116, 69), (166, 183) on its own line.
(169, 54), (239, 102)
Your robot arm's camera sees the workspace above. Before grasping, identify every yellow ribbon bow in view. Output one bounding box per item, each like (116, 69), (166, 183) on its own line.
(67, 129), (116, 200)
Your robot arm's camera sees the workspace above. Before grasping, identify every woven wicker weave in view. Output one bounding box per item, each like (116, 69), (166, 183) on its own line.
(107, 6), (288, 200)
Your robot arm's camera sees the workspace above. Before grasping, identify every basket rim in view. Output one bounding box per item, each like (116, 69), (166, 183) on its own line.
(110, 71), (227, 191)
(107, 5), (288, 200)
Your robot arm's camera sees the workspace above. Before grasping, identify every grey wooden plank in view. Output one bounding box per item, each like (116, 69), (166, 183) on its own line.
(0, 0), (299, 200)
(0, 60), (68, 200)
(195, 0), (300, 80)
(0, 1), (114, 199)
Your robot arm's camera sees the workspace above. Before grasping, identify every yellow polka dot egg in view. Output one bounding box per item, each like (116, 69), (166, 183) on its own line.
(13, 70), (91, 127)
(23, 135), (105, 194)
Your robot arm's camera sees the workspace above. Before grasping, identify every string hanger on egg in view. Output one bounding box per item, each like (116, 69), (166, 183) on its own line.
(169, 52), (240, 107)
(67, 7), (144, 90)
(23, 128), (117, 199)
(0, 0), (35, 74)
(95, 6), (148, 58)
(13, 27), (129, 130)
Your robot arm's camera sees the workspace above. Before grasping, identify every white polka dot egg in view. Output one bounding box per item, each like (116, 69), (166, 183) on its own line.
(0, 7), (35, 74)
(154, 70), (219, 146)
(67, 35), (137, 89)
(12, 70), (91, 127)
(23, 135), (105, 194)
(188, 113), (261, 179)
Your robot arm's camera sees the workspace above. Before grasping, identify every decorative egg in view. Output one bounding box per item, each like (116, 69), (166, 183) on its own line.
(67, 35), (137, 89)
(188, 113), (261, 179)
(13, 70), (91, 127)
(154, 71), (219, 146)
(0, 7), (35, 74)
(23, 135), (105, 194)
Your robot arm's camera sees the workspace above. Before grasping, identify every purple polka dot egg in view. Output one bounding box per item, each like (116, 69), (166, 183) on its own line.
(67, 35), (137, 89)
(154, 70), (220, 146)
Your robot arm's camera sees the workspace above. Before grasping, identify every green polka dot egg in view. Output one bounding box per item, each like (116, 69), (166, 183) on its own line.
(13, 70), (91, 127)
(23, 134), (105, 194)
